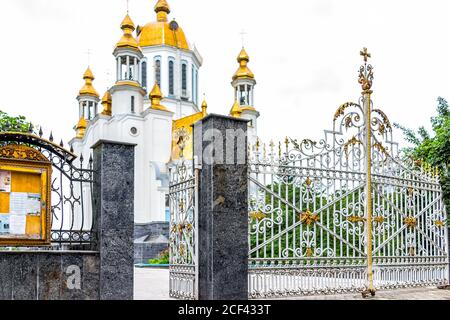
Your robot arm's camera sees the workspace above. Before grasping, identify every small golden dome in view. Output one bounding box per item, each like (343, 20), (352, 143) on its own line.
(79, 67), (99, 97)
(115, 14), (141, 52)
(230, 100), (242, 118)
(233, 47), (255, 81)
(137, 1), (189, 50)
(149, 83), (169, 111)
(75, 117), (88, 139)
(101, 91), (112, 116)
(201, 99), (208, 117)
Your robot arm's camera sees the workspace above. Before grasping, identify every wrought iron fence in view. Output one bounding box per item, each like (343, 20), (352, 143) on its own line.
(0, 128), (95, 247)
(168, 157), (198, 300)
(246, 49), (448, 298)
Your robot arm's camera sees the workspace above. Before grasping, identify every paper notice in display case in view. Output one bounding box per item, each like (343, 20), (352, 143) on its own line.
(10, 192), (41, 216)
(10, 192), (28, 215)
(27, 193), (41, 215)
(9, 214), (26, 235)
(0, 171), (11, 192)
(0, 215), (10, 234)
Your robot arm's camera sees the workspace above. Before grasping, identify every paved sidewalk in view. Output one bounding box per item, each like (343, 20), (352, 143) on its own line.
(134, 267), (172, 300)
(134, 268), (450, 300)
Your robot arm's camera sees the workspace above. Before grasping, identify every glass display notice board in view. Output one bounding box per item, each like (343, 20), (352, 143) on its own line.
(0, 145), (52, 246)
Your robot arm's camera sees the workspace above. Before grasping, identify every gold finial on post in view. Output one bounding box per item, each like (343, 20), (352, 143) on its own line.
(358, 47), (374, 94)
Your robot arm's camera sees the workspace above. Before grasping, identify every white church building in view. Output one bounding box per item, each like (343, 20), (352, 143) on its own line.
(69, 0), (260, 261)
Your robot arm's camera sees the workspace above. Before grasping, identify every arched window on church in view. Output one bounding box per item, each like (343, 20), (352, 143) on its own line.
(87, 101), (96, 120)
(191, 65), (195, 103)
(195, 69), (198, 104)
(154, 58), (161, 88)
(142, 61), (147, 91)
(169, 60), (174, 96)
(181, 63), (187, 99)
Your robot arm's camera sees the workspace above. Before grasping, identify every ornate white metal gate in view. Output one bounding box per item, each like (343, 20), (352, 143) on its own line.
(168, 156), (198, 300)
(247, 49), (448, 298)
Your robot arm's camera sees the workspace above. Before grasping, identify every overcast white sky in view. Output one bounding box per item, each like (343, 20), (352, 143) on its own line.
(0, 0), (449, 147)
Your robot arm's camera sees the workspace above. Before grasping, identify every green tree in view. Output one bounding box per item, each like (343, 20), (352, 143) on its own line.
(394, 97), (450, 210)
(0, 110), (32, 133)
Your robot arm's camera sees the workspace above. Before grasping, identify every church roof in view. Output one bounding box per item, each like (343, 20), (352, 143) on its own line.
(233, 47), (255, 80)
(79, 67), (99, 97)
(101, 91), (112, 116)
(230, 100), (243, 118)
(115, 14), (141, 52)
(137, 0), (190, 50)
(149, 83), (169, 111)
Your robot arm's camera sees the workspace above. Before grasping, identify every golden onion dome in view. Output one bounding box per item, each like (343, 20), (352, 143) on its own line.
(233, 47), (255, 81)
(137, 0), (190, 50)
(79, 67), (99, 97)
(101, 91), (112, 116)
(149, 83), (169, 111)
(75, 117), (88, 139)
(115, 14), (141, 52)
(230, 100), (243, 118)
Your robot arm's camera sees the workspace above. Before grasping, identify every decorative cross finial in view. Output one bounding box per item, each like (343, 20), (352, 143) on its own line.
(360, 47), (371, 63)
(106, 69), (112, 89)
(84, 49), (92, 66)
(126, 0), (130, 13)
(358, 47), (374, 93)
(240, 29), (247, 47)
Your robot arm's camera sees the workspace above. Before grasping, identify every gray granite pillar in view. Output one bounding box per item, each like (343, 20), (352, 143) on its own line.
(193, 114), (249, 300)
(92, 140), (135, 300)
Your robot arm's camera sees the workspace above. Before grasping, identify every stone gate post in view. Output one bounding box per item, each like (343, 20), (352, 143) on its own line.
(92, 140), (136, 300)
(193, 114), (249, 300)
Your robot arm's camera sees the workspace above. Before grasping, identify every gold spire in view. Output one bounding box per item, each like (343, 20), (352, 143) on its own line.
(230, 100), (242, 118)
(155, 0), (170, 22)
(201, 98), (208, 117)
(101, 91), (112, 116)
(79, 67), (99, 97)
(233, 47), (255, 81)
(115, 14), (141, 51)
(75, 117), (88, 139)
(149, 83), (168, 111)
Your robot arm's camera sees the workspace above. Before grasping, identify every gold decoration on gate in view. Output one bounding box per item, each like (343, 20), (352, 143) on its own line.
(305, 177), (313, 187)
(250, 211), (266, 221)
(343, 136), (363, 158)
(334, 102), (360, 121)
(435, 220), (445, 228)
(404, 216), (417, 229)
(373, 142), (389, 157)
(305, 247), (314, 257)
(374, 216), (385, 224)
(358, 47), (374, 93)
(347, 216), (365, 223)
(299, 210), (320, 226)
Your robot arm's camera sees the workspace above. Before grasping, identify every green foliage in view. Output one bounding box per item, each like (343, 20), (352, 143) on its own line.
(394, 96), (450, 210)
(0, 110), (31, 133)
(148, 249), (170, 265)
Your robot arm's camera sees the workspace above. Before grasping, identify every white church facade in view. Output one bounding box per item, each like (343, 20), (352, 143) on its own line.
(69, 1), (260, 259)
